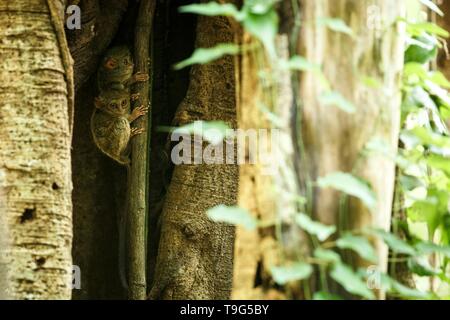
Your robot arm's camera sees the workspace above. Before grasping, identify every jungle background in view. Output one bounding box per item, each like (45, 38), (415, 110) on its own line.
(0, 0), (450, 300)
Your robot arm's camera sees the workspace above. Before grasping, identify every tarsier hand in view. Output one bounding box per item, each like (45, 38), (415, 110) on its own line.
(131, 93), (140, 101)
(133, 72), (149, 83)
(129, 105), (148, 122)
(131, 127), (145, 137)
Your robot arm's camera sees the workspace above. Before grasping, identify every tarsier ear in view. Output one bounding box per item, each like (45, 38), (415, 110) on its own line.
(94, 97), (104, 109)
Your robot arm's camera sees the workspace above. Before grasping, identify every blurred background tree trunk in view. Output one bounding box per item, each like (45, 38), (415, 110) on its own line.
(298, 0), (406, 297)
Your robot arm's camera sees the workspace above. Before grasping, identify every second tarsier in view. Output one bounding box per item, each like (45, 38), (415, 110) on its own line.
(91, 46), (149, 165)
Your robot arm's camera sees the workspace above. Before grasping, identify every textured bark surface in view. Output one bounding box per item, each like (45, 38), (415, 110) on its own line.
(0, 170), (9, 299)
(388, 167), (415, 292)
(149, 14), (237, 300)
(232, 34), (273, 299)
(127, 0), (156, 300)
(299, 0), (406, 294)
(0, 0), (73, 299)
(67, 0), (128, 90)
(438, 0), (450, 81)
(147, 0), (197, 287)
(232, 35), (307, 300)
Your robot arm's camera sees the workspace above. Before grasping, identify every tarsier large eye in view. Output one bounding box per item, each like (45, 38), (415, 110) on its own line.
(121, 100), (127, 107)
(105, 58), (117, 69)
(110, 103), (118, 109)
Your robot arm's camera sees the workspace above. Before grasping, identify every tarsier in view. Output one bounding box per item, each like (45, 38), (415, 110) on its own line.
(91, 46), (149, 290)
(92, 46), (149, 165)
(91, 90), (148, 164)
(97, 46), (149, 93)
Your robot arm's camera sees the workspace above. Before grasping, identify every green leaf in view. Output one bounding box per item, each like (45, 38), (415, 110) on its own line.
(407, 188), (447, 236)
(361, 76), (382, 88)
(403, 62), (428, 80)
(174, 44), (240, 70)
(425, 80), (450, 112)
(367, 229), (416, 255)
(408, 256), (441, 276)
(207, 205), (258, 230)
(317, 18), (354, 37)
(415, 242), (450, 258)
(286, 56), (330, 88)
(337, 234), (378, 263)
(244, 0), (277, 15)
(295, 213), (336, 241)
(381, 274), (431, 299)
(406, 22), (449, 38)
(317, 172), (377, 211)
(364, 137), (395, 158)
(419, 0), (444, 16)
(319, 91), (356, 113)
(286, 56), (321, 72)
(402, 127), (450, 149)
(407, 199), (437, 224)
(163, 120), (233, 145)
(426, 154), (450, 177)
(314, 248), (341, 264)
(429, 71), (450, 89)
(415, 84), (449, 133)
(313, 291), (343, 300)
(179, 2), (242, 19)
(391, 281), (432, 299)
(399, 174), (423, 191)
(405, 34), (438, 64)
(270, 263), (313, 285)
(330, 263), (375, 299)
(242, 9), (278, 59)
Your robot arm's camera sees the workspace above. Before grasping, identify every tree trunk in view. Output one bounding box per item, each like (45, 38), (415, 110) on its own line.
(0, 0), (73, 299)
(299, 0), (406, 296)
(149, 14), (237, 300)
(0, 170), (9, 299)
(232, 32), (308, 299)
(438, 0), (450, 81)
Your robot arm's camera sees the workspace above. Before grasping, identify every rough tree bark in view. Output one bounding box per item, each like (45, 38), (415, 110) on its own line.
(438, 0), (450, 80)
(0, 170), (9, 299)
(0, 0), (73, 299)
(299, 0), (406, 297)
(127, 0), (156, 300)
(149, 14), (237, 300)
(146, 0), (197, 287)
(67, 0), (129, 90)
(232, 33), (308, 299)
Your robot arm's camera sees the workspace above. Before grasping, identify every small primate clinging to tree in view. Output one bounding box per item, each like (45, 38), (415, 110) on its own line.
(91, 89), (148, 165)
(91, 45), (149, 291)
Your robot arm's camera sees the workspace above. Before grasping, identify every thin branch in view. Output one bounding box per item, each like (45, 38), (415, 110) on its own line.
(127, 0), (156, 300)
